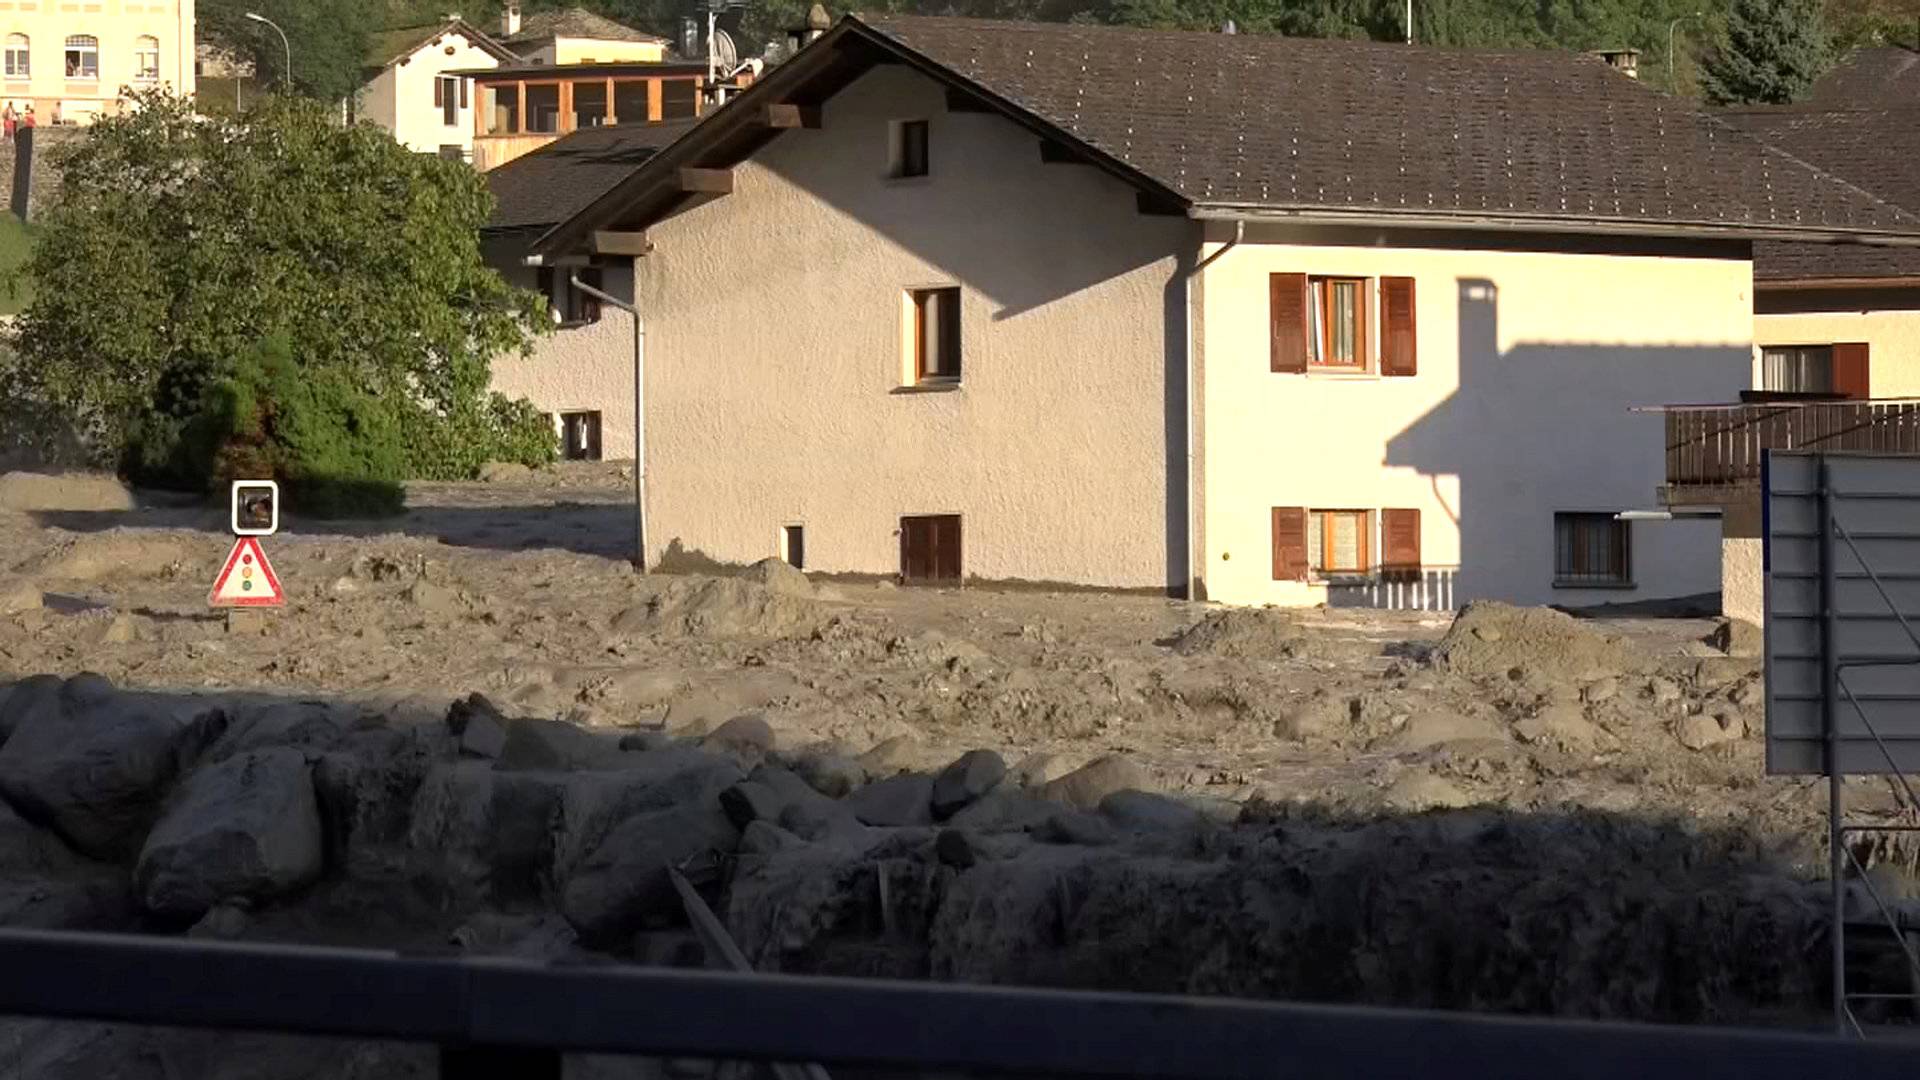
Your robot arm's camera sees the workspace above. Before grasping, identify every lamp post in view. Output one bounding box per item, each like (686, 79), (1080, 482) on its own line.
(1669, 11), (1703, 92)
(244, 12), (291, 90)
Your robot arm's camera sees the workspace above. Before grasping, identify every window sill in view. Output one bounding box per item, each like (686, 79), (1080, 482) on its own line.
(1552, 580), (1636, 590)
(892, 380), (962, 395)
(555, 319), (601, 331)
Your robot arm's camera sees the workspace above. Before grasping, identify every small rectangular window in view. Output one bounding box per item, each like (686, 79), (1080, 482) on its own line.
(909, 287), (961, 383)
(560, 411), (603, 461)
(890, 119), (929, 179)
(1306, 509), (1370, 577)
(781, 525), (806, 571)
(1554, 512), (1632, 587)
(1761, 344), (1833, 394)
(438, 76), (461, 126)
(526, 83), (561, 133)
(661, 78), (699, 120)
(134, 36), (160, 82)
(6, 35), (30, 79)
(1307, 276), (1368, 369)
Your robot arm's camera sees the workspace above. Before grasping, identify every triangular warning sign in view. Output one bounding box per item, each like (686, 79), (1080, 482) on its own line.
(209, 537), (285, 608)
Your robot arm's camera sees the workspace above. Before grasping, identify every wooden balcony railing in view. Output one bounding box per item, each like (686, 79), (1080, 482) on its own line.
(1665, 399), (1920, 491)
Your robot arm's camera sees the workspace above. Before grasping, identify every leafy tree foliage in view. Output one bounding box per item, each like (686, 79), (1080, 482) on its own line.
(7, 92), (554, 487)
(1701, 0), (1831, 102)
(201, 0), (378, 104)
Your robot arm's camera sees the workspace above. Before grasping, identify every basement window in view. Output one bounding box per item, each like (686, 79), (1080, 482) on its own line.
(559, 411), (603, 461)
(889, 119), (929, 179)
(1554, 512), (1632, 588)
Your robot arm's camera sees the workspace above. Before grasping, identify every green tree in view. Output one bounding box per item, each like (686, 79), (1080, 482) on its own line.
(1701, 0), (1829, 101)
(7, 91), (553, 485)
(200, 0), (378, 103)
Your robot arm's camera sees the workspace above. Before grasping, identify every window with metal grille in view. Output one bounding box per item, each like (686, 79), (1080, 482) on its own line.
(1554, 512), (1632, 587)
(1761, 344), (1833, 394)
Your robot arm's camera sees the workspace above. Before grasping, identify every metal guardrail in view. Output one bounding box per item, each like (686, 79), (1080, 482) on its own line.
(1, 928), (1918, 1079)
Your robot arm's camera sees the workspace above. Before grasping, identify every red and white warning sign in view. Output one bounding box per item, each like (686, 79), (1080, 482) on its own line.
(208, 536), (285, 608)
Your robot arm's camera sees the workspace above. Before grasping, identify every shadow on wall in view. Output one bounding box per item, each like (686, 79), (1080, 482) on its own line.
(1376, 277), (1747, 608)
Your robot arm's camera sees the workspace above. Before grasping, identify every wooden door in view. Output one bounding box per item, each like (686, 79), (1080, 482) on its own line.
(900, 514), (962, 583)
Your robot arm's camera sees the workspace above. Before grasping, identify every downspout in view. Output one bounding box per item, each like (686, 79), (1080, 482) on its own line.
(565, 265), (649, 571)
(1181, 219), (1242, 601)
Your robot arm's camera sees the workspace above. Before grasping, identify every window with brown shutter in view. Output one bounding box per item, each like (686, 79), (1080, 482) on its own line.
(1269, 274), (1308, 373)
(1381, 276), (1417, 377)
(1380, 508), (1420, 580)
(1308, 278), (1368, 369)
(1833, 342), (1871, 400)
(1271, 507), (1308, 582)
(1307, 509), (1371, 576)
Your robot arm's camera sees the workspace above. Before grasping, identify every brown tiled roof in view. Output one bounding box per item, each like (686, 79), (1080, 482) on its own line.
(503, 7), (669, 48)
(1807, 46), (1920, 108)
(1720, 105), (1920, 281)
(860, 15), (1920, 237)
(486, 120), (698, 231)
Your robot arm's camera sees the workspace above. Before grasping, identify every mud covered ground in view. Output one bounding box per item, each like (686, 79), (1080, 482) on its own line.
(0, 465), (1913, 1077)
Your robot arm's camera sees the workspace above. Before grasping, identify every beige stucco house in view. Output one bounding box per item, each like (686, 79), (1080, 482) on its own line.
(0, 0), (195, 123)
(353, 19), (517, 161)
(498, 5), (670, 66)
(516, 16), (1920, 607)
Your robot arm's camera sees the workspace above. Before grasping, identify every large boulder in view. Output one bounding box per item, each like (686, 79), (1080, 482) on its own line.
(0, 675), (207, 859)
(1042, 755), (1151, 811)
(134, 748), (323, 921)
(552, 748), (743, 881)
(0, 798), (131, 929)
(845, 773), (935, 827)
(560, 801), (740, 945)
(408, 762), (568, 905)
(496, 717), (619, 771)
(932, 750), (1007, 819)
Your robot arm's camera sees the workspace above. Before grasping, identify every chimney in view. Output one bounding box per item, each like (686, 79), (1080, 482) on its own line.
(785, 4), (831, 51)
(502, 3), (522, 37)
(1592, 47), (1640, 78)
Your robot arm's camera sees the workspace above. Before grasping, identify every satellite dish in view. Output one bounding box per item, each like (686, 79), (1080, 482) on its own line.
(711, 28), (738, 71)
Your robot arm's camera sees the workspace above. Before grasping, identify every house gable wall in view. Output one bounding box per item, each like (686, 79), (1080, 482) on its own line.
(383, 31), (500, 157)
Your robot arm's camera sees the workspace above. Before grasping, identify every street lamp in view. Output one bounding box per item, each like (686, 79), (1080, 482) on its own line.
(1669, 11), (1703, 93)
(244, 12), (291, 89)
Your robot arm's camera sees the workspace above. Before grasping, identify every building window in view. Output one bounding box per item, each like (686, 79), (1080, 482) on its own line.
(1761, 344), (1833, 394)
(5, 35), (29, 79)
(559, 411), (603, 461)
(1554, 512), (1632, 587)
(482, 84), (519, 135)
(1308, 276), (1368, 368)
(538, 266), (603, 326)
(435, 75), (462, 126)
(574, 79), (609, 127)
(64, 35), (98, 79)
(907, 286), (961, 384)
(525, 83), (561, 133)
(437, 145), (465, 161)
(613, 80), (649, 124)
(661, 78), (698, 120)
(781, 524), (806, 570)
(134, 35), (160, 82)
(1307, 509), (1371, 577)
(889, 119), (929, 178)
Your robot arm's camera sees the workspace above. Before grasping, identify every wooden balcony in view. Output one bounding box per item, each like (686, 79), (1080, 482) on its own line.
(1664, 398), (1920, 504)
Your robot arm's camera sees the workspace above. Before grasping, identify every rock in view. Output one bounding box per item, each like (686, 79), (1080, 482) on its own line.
(1512, 704), (1604, 752)
(1676, 712), (1740, 751)
(0, 580), (42, 613)
(0, 673), (62, 747)
(845, 773), (935, 827)
(1648, 678), (1682, 706)
(1381, 772), (1472, 812)
(552, 749), (743, 879)
(931, 750), (1007, 819)
(478, 461), (535, 483)
(135, 749), (323, 921)
(719, 780), (789, 830)
(791, 751), (865, 798)
(1036, 810), (1119, 846)
(0, 676), (199, 859)
(703, 713), (776, 758)
(857, 734), (922, 777)
(497, 717), (616, 772)
(1379, 710), (1506, 752)
(947, 787), (1057, 834)
(1433, 602), (1647, 683)
(0, 796), (132, 930)
(1582, 677), (1619, 704)
(619, 731), (677, 753)
(409, 762), (569, 904)
(207, 701), (342, 763)
(1007, 751), (1072, 788)
(1042, 755), (1151, 810)
(739, 820), (808, 857)
(446, 693), (508, 759)
(1695, 656), (1759, 691)
(0, 470), (134, 512)
(1099, 789), (1204, 831)
(935, 828), (978, 869)
(187, 902), (252, 941)
(1707, 617), (1763, 658)
(561, 801), (740, 945)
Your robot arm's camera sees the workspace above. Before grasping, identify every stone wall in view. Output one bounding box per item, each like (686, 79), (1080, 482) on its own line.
(0, 126), (83, 222)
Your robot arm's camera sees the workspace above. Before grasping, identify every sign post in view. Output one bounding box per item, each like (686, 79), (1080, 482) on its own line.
(210, 481), (285, 609)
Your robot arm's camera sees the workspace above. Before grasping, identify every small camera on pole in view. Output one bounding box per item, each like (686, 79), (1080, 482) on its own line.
(231, 480), (279, 537)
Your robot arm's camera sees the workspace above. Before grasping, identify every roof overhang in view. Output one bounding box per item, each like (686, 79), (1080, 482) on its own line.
(1756, 275), (1920, 291)
(1189, 204), (1920, 247)
(387, 19), (520, 70)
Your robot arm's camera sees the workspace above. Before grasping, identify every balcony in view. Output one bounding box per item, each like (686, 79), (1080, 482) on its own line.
(1663, 397), (1920, 504)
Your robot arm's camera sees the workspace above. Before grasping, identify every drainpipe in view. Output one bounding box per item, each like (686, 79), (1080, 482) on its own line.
(566, 269), (648, 571)
(1181, 219), (1243, 601)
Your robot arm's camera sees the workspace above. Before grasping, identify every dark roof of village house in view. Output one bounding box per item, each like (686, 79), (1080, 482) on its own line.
(486, 119), (699, 231)
(502, 7), (671, 48)
(1719, 104), (1920, 282)
(531, 14), (1920, 255)
(1806, 46), (1920, 108)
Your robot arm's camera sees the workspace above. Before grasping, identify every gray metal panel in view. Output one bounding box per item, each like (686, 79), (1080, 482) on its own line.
(1765, 451), (1920, 775)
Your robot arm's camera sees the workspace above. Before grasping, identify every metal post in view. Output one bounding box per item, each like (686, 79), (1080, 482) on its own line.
(1819, 453), (1847, 1035)
(569, 270), (647, 571)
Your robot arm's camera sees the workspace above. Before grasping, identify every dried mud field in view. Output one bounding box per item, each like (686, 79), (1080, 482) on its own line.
(0, 465), (1909, 1077)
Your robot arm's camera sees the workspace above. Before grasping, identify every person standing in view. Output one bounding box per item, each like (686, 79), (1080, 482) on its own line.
(21, 104), (35, 130)
(3, 103), (15, 141)
(50, 101), (61, 126)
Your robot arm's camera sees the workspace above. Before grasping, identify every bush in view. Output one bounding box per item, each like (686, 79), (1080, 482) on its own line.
(401, 392), (557, 481)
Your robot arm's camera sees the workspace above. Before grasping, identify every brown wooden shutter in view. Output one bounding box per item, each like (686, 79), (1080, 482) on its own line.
(1833, 342), (1871, 400)
(1380, 508), (1421, 581)
(1381, 276), (1417, 377)
(1270, 273), (1309, 373)
(1271, 507), (1308, 582)
(433, 78), (445, 107)
(459, 78), (469, 109)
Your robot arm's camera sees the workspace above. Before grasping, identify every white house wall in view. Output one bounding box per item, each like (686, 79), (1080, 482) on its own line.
(633, 64), (1191, 586)
(487, 248), (639, 461)
(378, 33), (499, 157)
(1197, 223), (1752, 608)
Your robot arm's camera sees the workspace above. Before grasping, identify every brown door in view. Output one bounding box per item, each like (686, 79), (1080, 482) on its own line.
(900, 514), (962, 583)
